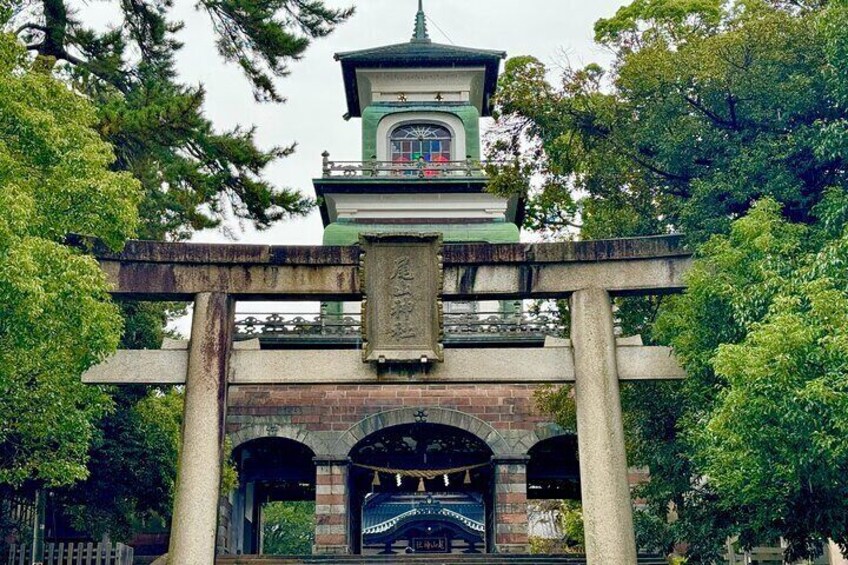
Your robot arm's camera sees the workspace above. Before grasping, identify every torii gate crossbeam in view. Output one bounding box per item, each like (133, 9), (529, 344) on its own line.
(76, 234), (692, 565)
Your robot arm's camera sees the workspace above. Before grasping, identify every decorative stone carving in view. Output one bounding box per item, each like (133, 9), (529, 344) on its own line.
(360, 233), (444, 364)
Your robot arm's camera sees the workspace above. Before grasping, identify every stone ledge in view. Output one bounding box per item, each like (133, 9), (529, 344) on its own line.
(73, 234), (688, 266)
(84, 346), (685, 386)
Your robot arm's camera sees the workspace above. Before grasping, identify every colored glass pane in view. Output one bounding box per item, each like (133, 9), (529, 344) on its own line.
(390, 124), (452, 163)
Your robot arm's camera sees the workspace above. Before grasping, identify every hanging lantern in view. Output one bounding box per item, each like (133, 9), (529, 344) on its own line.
(396, 473), (402, 487)
(464, 469), (472, 485)
(417, 477), (426, 493)
(443, 474), (450, 487)
(372, 471), (381, 487)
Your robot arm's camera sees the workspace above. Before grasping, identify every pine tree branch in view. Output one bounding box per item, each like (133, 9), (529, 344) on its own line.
(14, 23), (48, 35)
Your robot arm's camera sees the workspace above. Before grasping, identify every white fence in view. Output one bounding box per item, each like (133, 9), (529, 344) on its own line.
(7, 542), (133, 565)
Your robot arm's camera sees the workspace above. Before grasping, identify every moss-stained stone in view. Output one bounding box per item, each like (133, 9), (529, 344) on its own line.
(361, 103), (481, 161)
(322, 221), (519, 246)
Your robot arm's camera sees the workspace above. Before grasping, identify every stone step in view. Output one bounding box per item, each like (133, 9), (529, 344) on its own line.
(216, 555), (668, 565)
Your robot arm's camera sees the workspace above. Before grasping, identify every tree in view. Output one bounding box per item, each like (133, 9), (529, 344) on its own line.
(262, 501), (315, 555)
(653, 195), (848, 561)
(489, 0), (848, 561)
(4, 0), (353, 541)
(49, 299), (186, 540)
(57, 388), (183, 540)
(488, 0), (847, 243)
(6, 0), (353, 239)
(0, 30), (141, 488)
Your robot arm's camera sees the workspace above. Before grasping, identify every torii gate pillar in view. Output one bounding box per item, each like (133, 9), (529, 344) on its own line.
(571, 288), (638, 565)
(168, 292), (234, 565)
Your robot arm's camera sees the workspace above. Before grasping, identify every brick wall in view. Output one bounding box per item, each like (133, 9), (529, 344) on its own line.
(225, 383), (563, 556)
(494, 460), (530, 554)
(314, 461), (350, 555)
(227, 384), (549, 435)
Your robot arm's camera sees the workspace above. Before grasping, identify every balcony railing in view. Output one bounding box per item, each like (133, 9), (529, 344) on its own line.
(321, 152), (493, 179)
(234, 310), (567, 346)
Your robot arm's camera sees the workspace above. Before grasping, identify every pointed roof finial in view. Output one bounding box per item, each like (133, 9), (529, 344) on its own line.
(412, 0), (431, 43)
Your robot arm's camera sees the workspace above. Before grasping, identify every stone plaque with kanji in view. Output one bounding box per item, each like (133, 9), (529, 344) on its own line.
(360, 233), (444, 364)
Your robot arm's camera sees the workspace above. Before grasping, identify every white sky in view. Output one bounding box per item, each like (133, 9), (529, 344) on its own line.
(146, 0), (626, 246)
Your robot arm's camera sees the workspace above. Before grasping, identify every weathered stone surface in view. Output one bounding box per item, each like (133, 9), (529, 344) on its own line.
(71, 233), (688, 266)
(571, 288), (637, 565)
(442, 234), (689, 264)
(82, 350), (187, 384)
(360, 234), (443, 363)
(830, 542), (848, 565)
(444, 257), (692, 299)
(70, 233), (695, 563)
(617, 345), (683, 381)
(84, 346), (685, 385)
(67, 234), (361, 265)
(96, 257), (690, 300)
(98, 260), (360, 300)
(168, 292), (234, 565)
(81, 235), (691, 300)
(231, 348), (572, 384)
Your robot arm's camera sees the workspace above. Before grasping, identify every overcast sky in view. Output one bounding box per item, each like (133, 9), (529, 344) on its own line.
(139, 0), (627, 246)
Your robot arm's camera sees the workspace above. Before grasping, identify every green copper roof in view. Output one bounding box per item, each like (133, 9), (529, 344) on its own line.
(334, 3), (506, 118)
(323, 222), (520, 246)
(335, 41), (506, 66)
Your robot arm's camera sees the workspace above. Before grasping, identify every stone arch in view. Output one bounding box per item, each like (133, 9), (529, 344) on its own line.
(228, 423), (326, 455)
(528, 422), (574, 450)
(333, 407), (510, 457)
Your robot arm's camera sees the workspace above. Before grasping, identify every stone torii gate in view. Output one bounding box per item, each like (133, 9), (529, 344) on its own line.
(79, 234), (692, 565)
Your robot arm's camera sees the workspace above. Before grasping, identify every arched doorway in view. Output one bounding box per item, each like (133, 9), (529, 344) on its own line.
(230, 437), (316, 555)
(526, 434), (582, 552)
(527, 434), (580, 500)
(348, 423), (494, 555)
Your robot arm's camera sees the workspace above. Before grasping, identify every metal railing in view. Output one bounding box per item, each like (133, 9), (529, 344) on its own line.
(321, 152), (494, 179)
(234, 310), (567, 344)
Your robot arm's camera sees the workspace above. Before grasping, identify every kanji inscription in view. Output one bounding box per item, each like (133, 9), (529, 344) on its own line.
(360, 234), (444, 364)
(389, 256), (417, 340)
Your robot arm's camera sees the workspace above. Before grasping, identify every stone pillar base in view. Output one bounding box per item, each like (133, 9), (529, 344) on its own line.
(496, 543), (531, 554)
(313, 545), (351, 555)
(216, 495), (233, 555)
(830, 541), (848, 565)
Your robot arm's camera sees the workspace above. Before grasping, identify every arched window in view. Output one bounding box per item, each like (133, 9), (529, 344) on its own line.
(390, 124), (453, 164)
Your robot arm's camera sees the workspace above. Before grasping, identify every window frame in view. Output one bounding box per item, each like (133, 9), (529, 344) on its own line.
(388, 122), (455, 164)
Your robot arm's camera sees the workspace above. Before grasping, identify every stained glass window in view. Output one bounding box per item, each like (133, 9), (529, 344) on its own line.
(390, 124), (453, 164)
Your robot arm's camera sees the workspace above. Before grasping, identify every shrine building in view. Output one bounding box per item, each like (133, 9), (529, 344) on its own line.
(70, 4), (846, 565)
(79, 4), (694, 564)
(219, 3), (581, 557)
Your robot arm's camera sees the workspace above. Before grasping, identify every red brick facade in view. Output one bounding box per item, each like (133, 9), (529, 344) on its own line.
(493, 459), (530, 553)
(227, 384), (550, 435)
(314, 460), (350, 555)
(223, 383), (572, 555)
